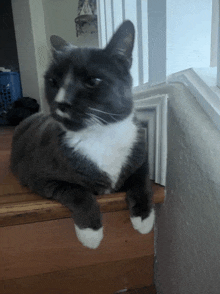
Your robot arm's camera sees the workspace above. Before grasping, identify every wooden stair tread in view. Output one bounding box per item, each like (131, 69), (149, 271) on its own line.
(0, 256), (155, 294)
(1, 212), (154, 280)
(0, 172), (164, 227)
(0, 211), (155, 293)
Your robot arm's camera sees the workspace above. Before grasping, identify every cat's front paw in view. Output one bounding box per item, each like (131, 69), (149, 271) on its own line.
(74, 225), (103, 249)
(130, 209), (155, 234)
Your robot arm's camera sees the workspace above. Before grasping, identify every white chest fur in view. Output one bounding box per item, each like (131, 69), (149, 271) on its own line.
(64, 114), (138, 188)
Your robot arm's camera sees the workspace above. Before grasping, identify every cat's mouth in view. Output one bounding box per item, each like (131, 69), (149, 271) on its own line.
(50, 103), (89, 131)
(51, 103), (126, 131)
(51, 102), (85, 120)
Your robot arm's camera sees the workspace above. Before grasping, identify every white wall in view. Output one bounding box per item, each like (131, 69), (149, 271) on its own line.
(42, 0), (78, 49)
(43, 0), (98, 48)
(155, 82), (220, 294)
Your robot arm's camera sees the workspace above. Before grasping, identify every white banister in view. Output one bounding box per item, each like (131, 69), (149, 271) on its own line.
(210, 0), (220, 88)
(104, 0), (114, 42)
(216, 0), (220, 88)
(147, 0), (166, 86)
(136, 0), (144, 85)
(111, 0), (115, 32)
(97, 0), (106, 48)
(122, 0), (126, 21)
(210, 0), (219, 67)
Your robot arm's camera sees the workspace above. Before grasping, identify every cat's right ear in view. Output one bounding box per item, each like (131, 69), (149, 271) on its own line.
(50, 35), (76, 56)
(104, 20), (135, 68)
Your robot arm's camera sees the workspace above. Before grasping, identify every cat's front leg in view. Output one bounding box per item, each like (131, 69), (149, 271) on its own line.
(123, 159), (155, 234)
(32, 180), (103, 249)
(70, 187), (103, 249)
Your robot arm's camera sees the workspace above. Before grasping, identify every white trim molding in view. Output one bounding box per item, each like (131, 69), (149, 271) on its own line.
(167, 68), (220, 131)
(134, 93), (168, 186)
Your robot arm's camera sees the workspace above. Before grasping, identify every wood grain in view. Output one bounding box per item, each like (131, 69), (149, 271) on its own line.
(0, 256), (154, 294)
(0, 211), (154, 280)
(0, 180), (164, 227)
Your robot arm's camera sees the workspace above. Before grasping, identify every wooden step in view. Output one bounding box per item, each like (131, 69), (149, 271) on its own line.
(0, 211), (155, 293)
(0, 126), (163, 293)
(0, 172), (164, 227)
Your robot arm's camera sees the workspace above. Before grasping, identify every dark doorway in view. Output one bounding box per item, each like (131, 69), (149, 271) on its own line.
(0, 0), (20, 72)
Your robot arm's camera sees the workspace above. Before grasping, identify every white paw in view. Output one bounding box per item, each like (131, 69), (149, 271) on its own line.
(74, 225), (103, 249)
(130, 209), (155, 234)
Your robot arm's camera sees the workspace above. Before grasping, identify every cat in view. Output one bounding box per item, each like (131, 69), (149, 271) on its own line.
(10, 20), (155, 249)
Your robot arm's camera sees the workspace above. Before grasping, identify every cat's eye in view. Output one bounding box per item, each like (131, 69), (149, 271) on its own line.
(85, 77), (102, 89)
(48, 78), (58, 88)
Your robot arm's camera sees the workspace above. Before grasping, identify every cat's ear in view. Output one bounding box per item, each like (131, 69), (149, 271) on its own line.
(104, 20), (135, 67)
(50, 35), (76, 53)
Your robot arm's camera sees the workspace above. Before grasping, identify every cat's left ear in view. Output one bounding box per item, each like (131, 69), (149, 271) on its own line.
(104, 20), (135, 68)
(50, 35), (77, 53)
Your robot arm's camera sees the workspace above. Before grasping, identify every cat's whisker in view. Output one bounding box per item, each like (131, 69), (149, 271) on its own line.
(85, 118), (98, 127)
(93, 115), (109, 125)
(86, 113), (103, 126)
(88, 114), (101, 124)
(108, 115), (118, 122)
(88, 113), (109, 125)
(88, 109), (119, 123)
(92, 117), (102, 126)
(88, 107), (121, 117)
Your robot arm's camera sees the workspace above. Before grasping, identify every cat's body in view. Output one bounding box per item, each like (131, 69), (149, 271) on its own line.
(10, 21), (154, 249)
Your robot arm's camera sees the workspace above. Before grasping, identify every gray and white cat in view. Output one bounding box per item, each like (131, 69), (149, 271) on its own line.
(10, 21), (155, 249)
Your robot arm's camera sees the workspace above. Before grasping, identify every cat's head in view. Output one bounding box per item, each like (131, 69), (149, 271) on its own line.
(44, 20), (135, 131)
